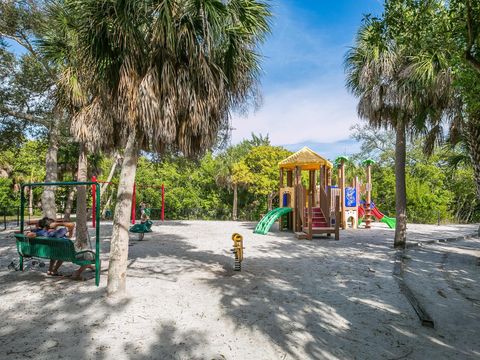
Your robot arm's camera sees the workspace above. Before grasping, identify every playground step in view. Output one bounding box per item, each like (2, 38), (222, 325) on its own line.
(297, 227), (337, 239)
(304, 213), (326, 219)
(305, 221), (327, 227)
(304, 208), (327, 226)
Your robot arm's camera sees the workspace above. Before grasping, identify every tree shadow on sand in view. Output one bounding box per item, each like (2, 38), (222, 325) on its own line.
(0, 269), (131, 360)
(121, 223), (480, 359)
(2, 223), (479, 359)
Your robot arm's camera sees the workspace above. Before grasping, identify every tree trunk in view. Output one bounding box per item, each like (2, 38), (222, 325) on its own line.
(63, 187), (76, 221)
(41, 119), (59, 219)
(267, 192), (275, 211)
(394, 118), (407, 248)
(76, 143), (89, 248)
(28, 187), (34, 217)
(232, 183), (238, 220)
(107, 131), (139, 296)
(100, 152), (121, 197)
(465, 116), (480, 235)
(102, 191), (114, 219)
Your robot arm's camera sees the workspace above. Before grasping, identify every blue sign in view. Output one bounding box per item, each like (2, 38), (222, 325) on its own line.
(345, 187), (357, 207)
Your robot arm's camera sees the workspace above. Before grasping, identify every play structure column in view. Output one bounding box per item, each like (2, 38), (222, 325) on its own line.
(294, 166), (302, 233)
(338, 157), (347, 230)
(364, 159), (375, 229)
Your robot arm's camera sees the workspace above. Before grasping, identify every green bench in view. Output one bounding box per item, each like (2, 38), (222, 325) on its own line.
(14, 234), (100, 286)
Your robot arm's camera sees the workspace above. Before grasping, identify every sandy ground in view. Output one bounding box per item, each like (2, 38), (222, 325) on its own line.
(0, 221), (479, 360)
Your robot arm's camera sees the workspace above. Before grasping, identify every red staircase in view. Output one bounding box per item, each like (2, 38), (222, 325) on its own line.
(304, 207), (328, 228)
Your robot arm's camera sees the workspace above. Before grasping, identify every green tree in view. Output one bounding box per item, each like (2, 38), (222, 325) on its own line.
(64, 0), (271, 295)
(242, 145), (292, 211)
(216, 138), (255, 220)
(0, 1), (67, 218)
(346, 4), (454, 247)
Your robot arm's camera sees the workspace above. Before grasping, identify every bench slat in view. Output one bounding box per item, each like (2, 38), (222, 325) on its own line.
(14, 234), (95, 265)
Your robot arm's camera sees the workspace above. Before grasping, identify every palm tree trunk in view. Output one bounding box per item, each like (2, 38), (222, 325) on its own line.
(232, 183), (238, 220)
(100, 152), (121, 197)
(465, 117), (480, 235)
(102, 191), (114, 219)
(394, 118), (407, 248)
(41, 119), (60, 219)
(63, 187), (76, 221)
(267, 192), (274, 211)
(465, 119), (480, 198)
(76, 143), (89, 248)
(28, 187), (34, 217)
(107, 131), (139, 296)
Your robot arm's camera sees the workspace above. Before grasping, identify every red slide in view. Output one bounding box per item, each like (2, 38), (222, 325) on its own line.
(358, 205), (365, 218)
(371, 207), (384, 220)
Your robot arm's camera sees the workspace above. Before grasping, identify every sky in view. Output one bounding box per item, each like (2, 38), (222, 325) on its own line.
(230, 0), (384, 159)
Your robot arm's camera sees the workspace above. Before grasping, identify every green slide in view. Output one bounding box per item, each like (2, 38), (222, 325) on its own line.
(380, 216), (396, 229)
(254, 207), (293, 235)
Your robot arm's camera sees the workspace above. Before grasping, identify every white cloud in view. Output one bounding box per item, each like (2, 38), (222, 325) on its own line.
(231, 80), (359, 145)
(229, 1), (362, 147)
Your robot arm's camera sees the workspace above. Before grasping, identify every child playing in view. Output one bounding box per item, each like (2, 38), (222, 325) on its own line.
(129, 206), (153, 240)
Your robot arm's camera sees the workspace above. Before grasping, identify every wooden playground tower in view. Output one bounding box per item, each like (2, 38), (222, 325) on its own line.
(279, 147), (340, 240)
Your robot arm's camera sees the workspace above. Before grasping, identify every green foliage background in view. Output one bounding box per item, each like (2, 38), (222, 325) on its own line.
(0, 133), (478, 224)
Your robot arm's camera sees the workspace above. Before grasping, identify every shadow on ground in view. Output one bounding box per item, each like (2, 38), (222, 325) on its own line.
(1, 221), (479, 359)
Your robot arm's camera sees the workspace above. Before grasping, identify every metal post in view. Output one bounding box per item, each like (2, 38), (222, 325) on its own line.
(95, 181), (101, 286)
(365, 164), (372, 229)
(17, 206), (20, 226)
(131, 182), (136, 224)
(92, 176), (97, 228)
(340, 160), (346, 229)
(161, 184), (165, 222)
(20, 186), (25, 270)
(3, 207), (6, 231)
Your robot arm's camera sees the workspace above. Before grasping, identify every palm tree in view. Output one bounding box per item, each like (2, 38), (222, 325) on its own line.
(61, 0), (271, 295)
(345, 17), (453, 248)
(40, 3), (92, 247)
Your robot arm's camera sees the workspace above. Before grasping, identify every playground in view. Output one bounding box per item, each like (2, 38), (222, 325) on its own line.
(0, 220), (479, 359)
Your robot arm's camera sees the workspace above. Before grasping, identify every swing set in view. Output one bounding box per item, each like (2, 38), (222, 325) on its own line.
(90, 177), (165, 227)
(14, 181), (101, 286)
(131, 183), (165, 224)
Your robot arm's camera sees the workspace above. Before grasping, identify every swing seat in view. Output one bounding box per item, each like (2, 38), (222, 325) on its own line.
(14, 234), (101, 285)
(129, 220), (153, 234)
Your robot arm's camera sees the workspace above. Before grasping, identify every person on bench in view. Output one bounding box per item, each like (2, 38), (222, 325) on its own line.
(26, 217), (91, 279)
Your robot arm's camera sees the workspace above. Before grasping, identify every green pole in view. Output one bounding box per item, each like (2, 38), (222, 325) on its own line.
(19, 185), (25, 270)
(95, 182), (101, 286)
(20, 186), (25, 233)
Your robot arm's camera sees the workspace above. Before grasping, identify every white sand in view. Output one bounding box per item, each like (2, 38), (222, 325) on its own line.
(0, 221), (479, 359)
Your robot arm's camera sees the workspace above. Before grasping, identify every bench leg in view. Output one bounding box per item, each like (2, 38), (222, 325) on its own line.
(19, 255), (23, 271)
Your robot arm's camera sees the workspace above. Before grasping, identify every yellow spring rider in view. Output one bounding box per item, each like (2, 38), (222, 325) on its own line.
(231, 233), (244, 271)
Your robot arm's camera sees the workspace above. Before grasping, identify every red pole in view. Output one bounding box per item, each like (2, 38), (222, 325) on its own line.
(92, 176), (97, 228)
(131, 182), (136, 224)
(161, 184), (165, 221)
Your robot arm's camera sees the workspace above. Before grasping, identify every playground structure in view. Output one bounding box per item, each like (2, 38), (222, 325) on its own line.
(256, 147), (340, 240)
(336, 157), (396, 230)
(254, 147), (396, 238)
